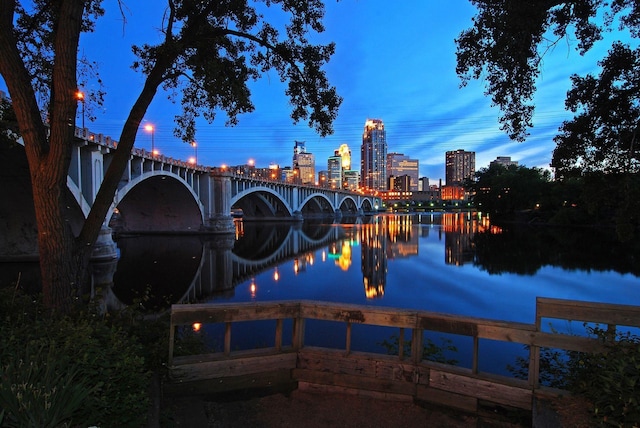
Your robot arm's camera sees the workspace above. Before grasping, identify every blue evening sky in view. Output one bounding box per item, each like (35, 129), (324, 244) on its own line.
(2, 1), (634, 184)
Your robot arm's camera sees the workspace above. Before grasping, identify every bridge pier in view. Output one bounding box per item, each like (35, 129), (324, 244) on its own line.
(202, 175), (236, 234)
(90, 226), (119, 261)
(203, 214), (235, 234)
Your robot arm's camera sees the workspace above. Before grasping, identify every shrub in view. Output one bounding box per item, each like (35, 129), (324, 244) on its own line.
(0, 288), (151, 427)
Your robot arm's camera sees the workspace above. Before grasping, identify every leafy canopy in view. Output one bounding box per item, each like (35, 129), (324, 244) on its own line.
(553, 42), (640, 176)
(456, 0), (640, 142)
(130, 0), (341, 142)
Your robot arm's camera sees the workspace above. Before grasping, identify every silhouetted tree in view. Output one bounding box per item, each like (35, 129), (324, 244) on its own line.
(0, 0), (341, 312)
(456, 1), (640, 142)
(471, 163), (551, 218)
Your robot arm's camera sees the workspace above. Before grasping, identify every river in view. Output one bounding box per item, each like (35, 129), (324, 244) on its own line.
(4, 212), (639, 375)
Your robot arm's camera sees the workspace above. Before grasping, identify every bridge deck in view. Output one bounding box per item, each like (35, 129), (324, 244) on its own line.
(166, 299), (640, 415)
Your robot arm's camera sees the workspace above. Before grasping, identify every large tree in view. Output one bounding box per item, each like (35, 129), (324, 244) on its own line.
(455, 0), (640, 142)
(552, 42), (640, 176)
(0, 0), (341, 312)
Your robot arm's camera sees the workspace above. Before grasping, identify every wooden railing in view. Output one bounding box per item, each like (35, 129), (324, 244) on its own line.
(167, 298), (640, 413)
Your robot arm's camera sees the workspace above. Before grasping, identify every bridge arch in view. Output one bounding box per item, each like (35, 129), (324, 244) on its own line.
(299, 192), (335, 216)
(337, 195), (359, 214)
(109, 171), (204, 233)
(230, 186), (293, 219)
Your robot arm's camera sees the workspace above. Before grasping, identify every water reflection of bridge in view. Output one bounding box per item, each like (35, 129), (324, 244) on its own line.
(97, 213), (491, 311)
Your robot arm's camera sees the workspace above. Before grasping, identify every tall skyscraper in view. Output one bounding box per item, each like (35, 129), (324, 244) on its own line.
(387, 152), (419, 191)
(445, 149), (475, 185)
(293, 141), (315, 185)
(327, 154), (342, 189)
(360, 119), (387, 191)
(337, 143), (351, 170)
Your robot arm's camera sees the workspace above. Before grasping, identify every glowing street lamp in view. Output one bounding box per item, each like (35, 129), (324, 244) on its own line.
(144, 124), (155, 155)
(190, 141), (197, 164)
(75, 90), (85, 129)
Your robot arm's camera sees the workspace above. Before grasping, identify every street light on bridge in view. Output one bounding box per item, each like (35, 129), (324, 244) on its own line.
(144, 124), (156, 155)
(75, 90), (85, 129)
(190, 141), (197, 164)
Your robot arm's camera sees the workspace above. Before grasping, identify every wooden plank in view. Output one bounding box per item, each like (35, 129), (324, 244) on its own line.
(171, 353), (297, 382)
(416, 384), (478, 413)
(275, 318), (283, 351)
(170, 301), (301, 325)
(419, 315), (478, 336)
(536, 297), (640, 327)
(298, 381), (414, 403)
(429, 369), (532, 410)
(477, 324), (536, 343)
(293, 368), (416, 397)
(298, 301), (417, 328)
(165, 369), (295, 396)
(298, 348), (419, 383)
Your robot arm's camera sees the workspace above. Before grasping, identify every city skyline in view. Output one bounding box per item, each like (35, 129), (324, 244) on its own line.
(1, 1), (633, 182)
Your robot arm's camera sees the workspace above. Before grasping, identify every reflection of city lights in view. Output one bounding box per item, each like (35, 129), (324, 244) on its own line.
(293, 259), (299, 274)
(192, 322), (202, 332)
(336, 242), (352, 271)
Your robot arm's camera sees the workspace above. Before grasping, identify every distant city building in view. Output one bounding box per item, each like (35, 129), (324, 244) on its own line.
(441, 185), (466, 201)
(418, 177), (429, 191)
(445, 149), (475, 186)
(318, 170), (329, 187)
(282, 166), (296, 183)
(360, 119), (387, 191)
(343, 170), (360, 190)
(327, 155), (342, 189)
(387, 153), (419, 191)
(388, 174), (411, 192)
(490, 156), (518, 168)
(293, 141), (315, 185)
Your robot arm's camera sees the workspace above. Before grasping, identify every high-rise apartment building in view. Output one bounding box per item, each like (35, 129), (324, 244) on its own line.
(360, 119), (387, 191)
(293, 140), (315, 185)
(387, 152), (419, 191)
(327, 154), (342, 189)
(445, 149), (475, 185)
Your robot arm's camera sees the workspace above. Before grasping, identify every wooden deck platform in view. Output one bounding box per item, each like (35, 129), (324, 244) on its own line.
(166, 298), (640, 416)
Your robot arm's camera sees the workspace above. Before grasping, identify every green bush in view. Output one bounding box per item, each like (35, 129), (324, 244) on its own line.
(508, 325), (640, 427)
(568, 328), (640, 427)
(0, 288), (152, 427)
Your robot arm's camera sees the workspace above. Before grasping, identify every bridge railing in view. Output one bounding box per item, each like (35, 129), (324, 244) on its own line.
(167, 298), (640, 413)
(73, 126), (210, 172)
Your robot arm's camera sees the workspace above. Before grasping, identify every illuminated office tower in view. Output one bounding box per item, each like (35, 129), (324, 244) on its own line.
(327, 154), (342, 189)
(445, 149), (475, 185)
(360, 119), (387, 191)
(387, 152), (419, 191)
(293, 140), (315, 185)
(337, 143), (351, 170)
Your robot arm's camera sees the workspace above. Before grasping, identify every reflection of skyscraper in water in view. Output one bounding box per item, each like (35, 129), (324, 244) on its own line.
(442, 213), (476, 266)
(385, 215), (419, 259)
(360, 218), (387, 298)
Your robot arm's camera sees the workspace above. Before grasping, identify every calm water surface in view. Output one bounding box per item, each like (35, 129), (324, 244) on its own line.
(147, 212), (639, 324)
(4, 212), (639, 374)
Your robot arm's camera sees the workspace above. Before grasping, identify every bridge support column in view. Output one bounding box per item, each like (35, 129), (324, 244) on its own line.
(90, 225), (118, 261)
(334, 209), (342, 219)
(204, 175), (234, 234)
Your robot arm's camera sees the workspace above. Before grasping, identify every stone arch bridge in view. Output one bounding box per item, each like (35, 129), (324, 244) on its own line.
(1, 127), (381, 260)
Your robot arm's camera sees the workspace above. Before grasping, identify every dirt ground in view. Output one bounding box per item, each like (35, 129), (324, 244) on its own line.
(165, 386), (529, 428)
